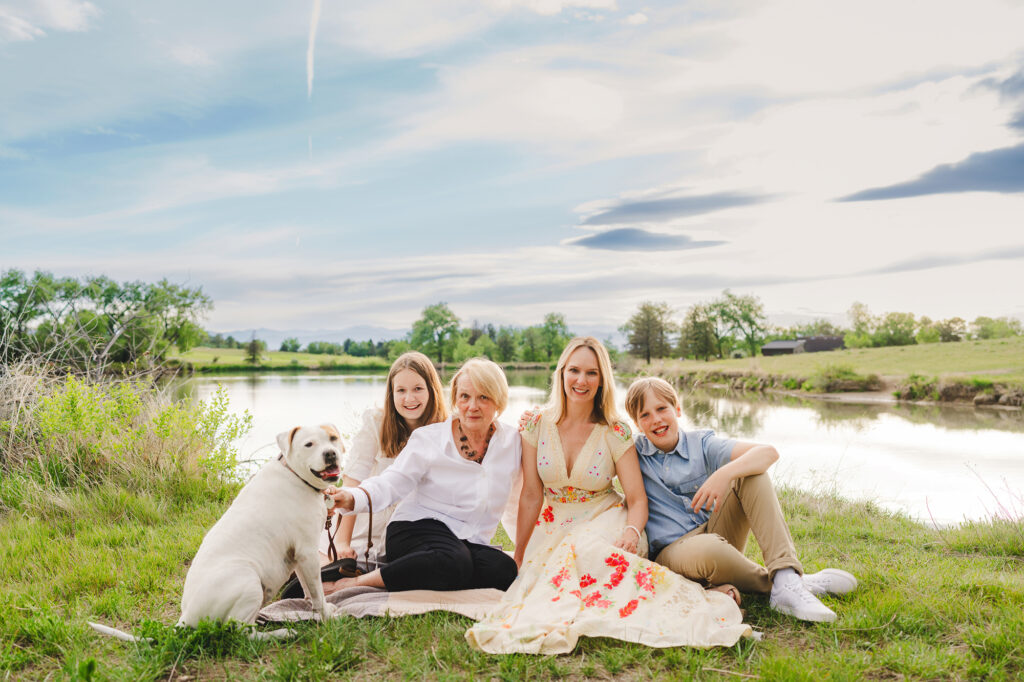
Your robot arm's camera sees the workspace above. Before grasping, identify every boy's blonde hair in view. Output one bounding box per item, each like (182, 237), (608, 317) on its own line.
(624, 377), (681, 423)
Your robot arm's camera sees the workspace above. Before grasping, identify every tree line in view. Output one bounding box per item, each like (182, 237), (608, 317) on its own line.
(235, 303), (578, 366)
(1, 269), (209, 372)
(620, 292), (1023, 363)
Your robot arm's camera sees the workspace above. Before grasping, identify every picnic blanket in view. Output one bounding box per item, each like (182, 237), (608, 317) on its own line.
(257, 586), (504, 623)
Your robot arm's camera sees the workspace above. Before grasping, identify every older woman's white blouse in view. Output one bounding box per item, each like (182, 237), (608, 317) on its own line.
(342, 417), (522, 546)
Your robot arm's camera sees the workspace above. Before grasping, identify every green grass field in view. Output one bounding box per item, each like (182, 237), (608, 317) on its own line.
(170, 347), (391, 372)
(622, 336), (1024, 389)
(3, 483), (1022, 680)
(2, 365), (1023, 680)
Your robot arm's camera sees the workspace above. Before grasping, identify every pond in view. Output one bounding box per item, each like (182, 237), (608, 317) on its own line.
(175, 372), (1024, 527)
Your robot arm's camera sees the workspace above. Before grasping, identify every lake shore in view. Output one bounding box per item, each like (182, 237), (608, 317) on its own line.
(617, 336), (1024, 410)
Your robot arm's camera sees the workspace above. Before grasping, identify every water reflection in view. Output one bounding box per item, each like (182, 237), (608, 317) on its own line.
(175, 373), (1024, 525)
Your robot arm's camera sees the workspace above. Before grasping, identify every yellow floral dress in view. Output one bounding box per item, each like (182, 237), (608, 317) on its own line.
(465, 411), (750, 654)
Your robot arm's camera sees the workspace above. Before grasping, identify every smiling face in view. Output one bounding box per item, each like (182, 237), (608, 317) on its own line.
(391, 368), (429, 427)
(635, 388), (682, 453)
(562, 346), (601, 406)
(454, 374), (497, 430)
(275, 424), (344, 489)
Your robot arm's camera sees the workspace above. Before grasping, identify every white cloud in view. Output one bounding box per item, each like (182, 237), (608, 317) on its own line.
(0, 0), (99, 41)
(495, 0), (617, 16)
(169, 44), (212, 67)
(624, 12), (647, 25)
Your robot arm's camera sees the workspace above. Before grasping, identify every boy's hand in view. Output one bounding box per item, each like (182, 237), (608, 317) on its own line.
(691, 469), (732, 513)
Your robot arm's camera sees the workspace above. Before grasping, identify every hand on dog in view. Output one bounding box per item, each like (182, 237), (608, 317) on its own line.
(324, 486), (355, 512)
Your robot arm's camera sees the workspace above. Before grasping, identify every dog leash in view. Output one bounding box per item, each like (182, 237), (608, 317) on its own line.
(356, 485), (373, 573)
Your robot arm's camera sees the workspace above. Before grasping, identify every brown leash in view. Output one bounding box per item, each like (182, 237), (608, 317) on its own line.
(356, 485), (373, 572)
(323, 485), (373, 572)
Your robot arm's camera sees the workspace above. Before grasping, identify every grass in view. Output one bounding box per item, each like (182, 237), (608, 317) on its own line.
(3, 485), (1023, 680)
(169, 347), (392, 372)
(3, 362), (1023, 680)
(623, 337), (1024, 397)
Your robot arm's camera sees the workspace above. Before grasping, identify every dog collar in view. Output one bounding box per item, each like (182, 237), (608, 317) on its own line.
(277, 453), (328, 495)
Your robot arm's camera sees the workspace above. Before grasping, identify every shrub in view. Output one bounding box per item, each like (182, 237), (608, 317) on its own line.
(894, 374), (938, 401)
(0, 363), (250, 514)
(802, 364), (880, 392)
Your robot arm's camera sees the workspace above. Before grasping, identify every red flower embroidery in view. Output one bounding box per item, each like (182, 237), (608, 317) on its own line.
(541, 506), (555, 523)
(550, 566), (570, 588)
(603, 552), (630, 589)
(579, 574), (596, 588)
(635, 567), (656, 593)
(619, 599), (639, 618)
(569, 590), (581, 598)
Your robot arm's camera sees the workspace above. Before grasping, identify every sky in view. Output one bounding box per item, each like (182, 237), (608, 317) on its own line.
(2, 0), (1023, 336)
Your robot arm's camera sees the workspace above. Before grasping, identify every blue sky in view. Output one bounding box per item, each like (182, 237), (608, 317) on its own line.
(2, 0), (1023, 334)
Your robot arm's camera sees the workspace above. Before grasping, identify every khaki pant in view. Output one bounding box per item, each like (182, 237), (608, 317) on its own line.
(654, 473), (801, 594)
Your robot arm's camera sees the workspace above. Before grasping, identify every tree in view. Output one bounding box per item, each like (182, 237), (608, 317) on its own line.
(494, 326), (517, 362)
(540, 313), (571, 360)
(844, 302), (875, 349)
(410, 302), (461, 364)
(678, 303), (717, 360)
(280, 337), (301, 352)
(872, 312), (916, 347)
(245, 336), (266, 364)
(935, 317), (966, 343)
(518, 326), (546, 362)
(973, 316), (1022, 339)
(716, 290), (767, 357)
(620, 301), (675, 363)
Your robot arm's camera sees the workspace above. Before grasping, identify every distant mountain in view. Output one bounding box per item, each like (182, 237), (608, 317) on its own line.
(211, 326), (409, 349)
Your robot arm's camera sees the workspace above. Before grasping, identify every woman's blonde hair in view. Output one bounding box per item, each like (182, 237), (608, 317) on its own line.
(546, 336), (621, 425)
(380, 351), (447, 458)
(624, 377), (680, 424)
(449, 357), (509, 417)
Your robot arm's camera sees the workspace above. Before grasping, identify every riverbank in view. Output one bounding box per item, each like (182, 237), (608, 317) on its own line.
(618, 336), (1024, 409)
(168, 347), (555, 374)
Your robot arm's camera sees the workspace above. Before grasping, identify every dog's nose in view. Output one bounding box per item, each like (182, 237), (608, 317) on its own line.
(324, 450), (338, 466)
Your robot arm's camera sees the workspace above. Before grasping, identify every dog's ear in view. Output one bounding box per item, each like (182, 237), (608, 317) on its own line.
(320, 423), (345, 451)
(276, 426), (301, 454)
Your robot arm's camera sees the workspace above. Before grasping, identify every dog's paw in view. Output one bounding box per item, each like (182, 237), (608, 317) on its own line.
(316, 602), (338, 621)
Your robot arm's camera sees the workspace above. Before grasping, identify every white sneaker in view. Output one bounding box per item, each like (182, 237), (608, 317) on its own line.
(769, 581), (837, 623)
(803, 568), (858, 596)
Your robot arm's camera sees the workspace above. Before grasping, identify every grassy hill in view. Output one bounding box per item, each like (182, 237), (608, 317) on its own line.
(620, 337), (1024, 399)
(169, 346), (390, 372)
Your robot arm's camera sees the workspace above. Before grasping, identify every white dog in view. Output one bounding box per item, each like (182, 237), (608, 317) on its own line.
(177, 424), (344, 627)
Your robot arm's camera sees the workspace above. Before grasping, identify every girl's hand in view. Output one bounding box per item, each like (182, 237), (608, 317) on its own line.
(336, 543), (357, 560)
(612, 526), (640, 554)
(518, 407), (539, 432)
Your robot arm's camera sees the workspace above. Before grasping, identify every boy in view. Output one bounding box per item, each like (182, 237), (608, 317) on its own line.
(624, 377), (857, 623)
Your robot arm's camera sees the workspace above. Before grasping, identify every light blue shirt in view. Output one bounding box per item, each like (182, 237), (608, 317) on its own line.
(635, 429), (736, 558)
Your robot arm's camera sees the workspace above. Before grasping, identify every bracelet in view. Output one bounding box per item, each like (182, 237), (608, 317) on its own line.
(624, 525), (641, 541)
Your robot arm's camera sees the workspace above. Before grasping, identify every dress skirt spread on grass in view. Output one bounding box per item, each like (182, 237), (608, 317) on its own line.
(466, 412), (750, 654)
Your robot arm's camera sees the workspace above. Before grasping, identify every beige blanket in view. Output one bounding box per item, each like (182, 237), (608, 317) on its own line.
(257, 586), (504, 623)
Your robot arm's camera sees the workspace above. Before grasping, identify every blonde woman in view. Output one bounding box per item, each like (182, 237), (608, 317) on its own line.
(326, 358), (522, 592)
(321, 351), (447, 566)
(467, 338), (748, 654)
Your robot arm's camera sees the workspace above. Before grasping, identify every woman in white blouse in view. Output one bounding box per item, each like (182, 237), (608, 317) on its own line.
(322, 351), (447, 564)
(325, 358), (522, 592)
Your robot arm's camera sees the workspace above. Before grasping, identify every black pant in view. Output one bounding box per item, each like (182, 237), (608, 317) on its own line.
(380, 518), (518, 592)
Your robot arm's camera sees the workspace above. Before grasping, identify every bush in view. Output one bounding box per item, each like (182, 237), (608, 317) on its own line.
(0, 363), (250, 514)
(802, 364), (880, 392)
(894, 374), (938, 401)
